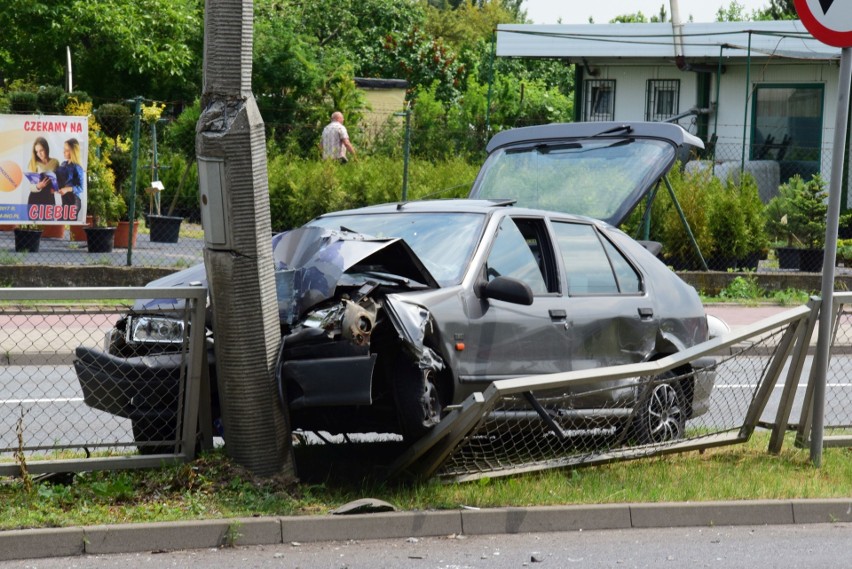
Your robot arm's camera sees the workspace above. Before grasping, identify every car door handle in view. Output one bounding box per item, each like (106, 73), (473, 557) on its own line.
(549, 309), (567, 320)
(638, 307), (654, 319)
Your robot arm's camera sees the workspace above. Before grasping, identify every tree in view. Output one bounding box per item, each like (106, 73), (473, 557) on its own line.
(716, 1), (752, 22)
(276, 0), (426, 78)
(0, 0), (203, 101)
(424, 0), (519, 51)
(754, 0), (797, 20)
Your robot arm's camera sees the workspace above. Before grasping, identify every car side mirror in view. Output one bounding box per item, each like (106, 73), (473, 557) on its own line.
(481, 276), (534, 306)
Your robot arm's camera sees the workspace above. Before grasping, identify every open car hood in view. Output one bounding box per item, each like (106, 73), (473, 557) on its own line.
(468, 122), (704, 226)
(272, 226), (440, 324)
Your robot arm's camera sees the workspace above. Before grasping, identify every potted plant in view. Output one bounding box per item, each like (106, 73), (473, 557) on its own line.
(13, 224), (43, 253)
(765, 174), (827, 272)
(142, 101), (184, 243)
(84, 153), (126, 253)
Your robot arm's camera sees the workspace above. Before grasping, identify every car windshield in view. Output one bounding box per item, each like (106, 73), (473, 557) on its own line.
(471, 138), (676, 223)
(308, 212), (486, 286)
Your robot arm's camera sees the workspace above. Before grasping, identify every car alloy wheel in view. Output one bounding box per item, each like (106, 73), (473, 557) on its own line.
(633, 374), (685, 445)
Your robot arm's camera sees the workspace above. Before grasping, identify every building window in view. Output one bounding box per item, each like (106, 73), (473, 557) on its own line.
(583, 80), (615, 121)
(645, 80), (680, 121)
(751, 83), (824, 182)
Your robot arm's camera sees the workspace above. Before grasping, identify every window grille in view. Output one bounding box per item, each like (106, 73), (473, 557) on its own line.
(583, 80), (615, 121)
(645, 79), (680, 121)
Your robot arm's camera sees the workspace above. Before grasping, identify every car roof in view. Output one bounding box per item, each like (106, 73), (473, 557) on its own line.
(484, 121), (704, 154)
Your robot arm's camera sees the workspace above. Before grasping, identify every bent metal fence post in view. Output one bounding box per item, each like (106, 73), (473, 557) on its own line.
(0, 286), (208, 476)
(391, 304), (815, 482)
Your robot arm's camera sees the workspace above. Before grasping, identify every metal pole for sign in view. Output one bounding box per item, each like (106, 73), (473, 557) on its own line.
(811, 46), (852, 465)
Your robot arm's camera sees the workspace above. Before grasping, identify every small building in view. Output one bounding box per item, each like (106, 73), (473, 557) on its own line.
(496, 20), (846, 204)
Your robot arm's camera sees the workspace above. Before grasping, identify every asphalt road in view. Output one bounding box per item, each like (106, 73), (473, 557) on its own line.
(3, 354), (852, 454)
(2, 523), (850, 569)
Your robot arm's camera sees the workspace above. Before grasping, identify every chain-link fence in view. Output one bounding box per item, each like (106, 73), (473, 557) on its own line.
(392, 304), (816, 482)
(7, 288), (852, 481)
(792, 292), (852, 448)
(0, 286), (208, 476)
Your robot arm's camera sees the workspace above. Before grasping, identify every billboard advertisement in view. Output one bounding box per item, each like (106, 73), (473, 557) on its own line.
(0, 114), (88, 225)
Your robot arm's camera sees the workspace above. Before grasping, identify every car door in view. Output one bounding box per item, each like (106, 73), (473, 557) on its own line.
(549, 220), (658, 372)
(457, 215), (573, 386)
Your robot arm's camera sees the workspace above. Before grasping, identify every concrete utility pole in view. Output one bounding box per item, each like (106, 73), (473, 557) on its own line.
(196, 0), (295, 478)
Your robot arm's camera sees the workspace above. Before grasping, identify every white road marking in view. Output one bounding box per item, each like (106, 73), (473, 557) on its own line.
(0, 398), (84, 404)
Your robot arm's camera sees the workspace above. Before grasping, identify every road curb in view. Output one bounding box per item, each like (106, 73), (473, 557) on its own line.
(2, 500), (852, 562)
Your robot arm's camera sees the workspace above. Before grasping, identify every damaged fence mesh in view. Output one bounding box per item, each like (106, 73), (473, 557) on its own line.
(0, 303), (192, 462)
(433, 327), (790, 482)
(824, 304), (852, 437)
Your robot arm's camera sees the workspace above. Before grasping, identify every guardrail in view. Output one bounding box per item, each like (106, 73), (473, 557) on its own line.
(0, 287), (208, 476)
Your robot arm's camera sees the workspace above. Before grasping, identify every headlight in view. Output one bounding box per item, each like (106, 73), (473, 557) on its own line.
(127, 316), (186, 344)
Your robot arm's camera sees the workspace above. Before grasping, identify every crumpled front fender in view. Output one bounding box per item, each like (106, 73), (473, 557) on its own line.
(383, 295), (444, 372)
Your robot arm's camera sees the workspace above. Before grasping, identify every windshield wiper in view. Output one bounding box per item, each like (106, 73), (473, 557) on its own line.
(590, 124), (633, 138)
(534, 142), (582, 154)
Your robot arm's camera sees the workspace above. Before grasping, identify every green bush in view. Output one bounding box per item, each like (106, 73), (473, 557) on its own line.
(96, 103), (133, 141)
(59, 91), (91, 113)
(655, 164), (716, 269)
(707, 173), (768, 267)
(8, 91), (38, 113)
(36, 85), (66, 113)
(266, 155), (478, 231)
(765, 174), (827, 249)
(622, 163), (769, 271)
(88, 154), (126, 227)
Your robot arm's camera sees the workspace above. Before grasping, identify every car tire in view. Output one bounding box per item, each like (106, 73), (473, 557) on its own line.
(631, 372), (686, 445)
(393, 359), (443, 442)
(131, 411), (177, 455)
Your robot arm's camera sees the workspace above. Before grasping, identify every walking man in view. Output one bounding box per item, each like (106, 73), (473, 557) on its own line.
(321, 111), (356, 163)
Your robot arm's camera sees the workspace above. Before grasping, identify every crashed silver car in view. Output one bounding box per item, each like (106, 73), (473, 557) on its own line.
(75, 122), (719, 450)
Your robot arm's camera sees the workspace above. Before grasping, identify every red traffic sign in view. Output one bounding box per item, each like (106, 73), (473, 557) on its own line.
(796, 0), (852, 47)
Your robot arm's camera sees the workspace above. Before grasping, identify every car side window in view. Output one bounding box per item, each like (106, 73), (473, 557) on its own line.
(552, 222), (640, 295)
(484, 218), (549, 295)
(601, 237), (642, 293)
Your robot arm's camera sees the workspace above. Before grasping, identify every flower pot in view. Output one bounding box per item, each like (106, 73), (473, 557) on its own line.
(113, 220), (139, 248)
(799, 248), (824, 273)
(776, 247), (800, 270)
(14, 228), (42, 253)
(84, 227), (116, 253)
(41, 224), (65, 239)
(70, 216), (94, 242)
(147, 214), (182, 243)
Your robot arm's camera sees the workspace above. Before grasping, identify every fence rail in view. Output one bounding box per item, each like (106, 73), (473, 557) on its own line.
(392, 303), (818, 482)
(0, 287), (208, 476)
